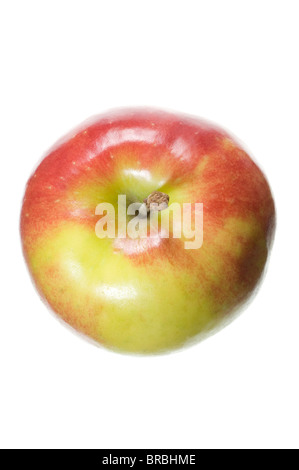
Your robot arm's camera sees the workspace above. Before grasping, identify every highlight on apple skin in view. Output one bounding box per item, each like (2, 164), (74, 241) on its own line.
(20, 108), (275, 354)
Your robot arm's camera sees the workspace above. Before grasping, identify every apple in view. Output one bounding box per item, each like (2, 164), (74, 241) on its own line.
(20, 108), (275, 354)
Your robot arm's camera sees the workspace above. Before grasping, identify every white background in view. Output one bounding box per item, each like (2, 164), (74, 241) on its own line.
(0, 0), (298, 449)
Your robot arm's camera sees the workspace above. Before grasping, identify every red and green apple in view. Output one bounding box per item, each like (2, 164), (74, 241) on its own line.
(20, 108), (275, 354)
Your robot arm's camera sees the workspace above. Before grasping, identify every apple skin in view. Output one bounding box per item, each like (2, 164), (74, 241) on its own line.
(20, 108), (275, 354)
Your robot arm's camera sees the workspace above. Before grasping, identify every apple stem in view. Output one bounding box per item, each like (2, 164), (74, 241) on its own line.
(143, 191), (169, 213)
